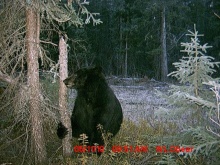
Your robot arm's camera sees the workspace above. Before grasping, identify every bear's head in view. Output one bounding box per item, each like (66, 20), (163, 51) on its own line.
(63, 66), (104, 89)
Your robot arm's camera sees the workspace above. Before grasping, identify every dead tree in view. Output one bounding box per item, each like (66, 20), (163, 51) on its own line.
(59, 36), (72, 157)
(26, 1), (47, 164)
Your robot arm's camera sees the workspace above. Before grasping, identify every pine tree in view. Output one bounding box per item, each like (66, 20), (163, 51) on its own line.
(156, 25), (220, 125)
(168, 25), (219, 97)
(155, 25), (220, 165)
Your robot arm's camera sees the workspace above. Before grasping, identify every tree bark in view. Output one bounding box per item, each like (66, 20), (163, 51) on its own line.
(124, 34), (128, 78)
(26, 3), (47, 164)
(161, 6), (168, 81)
(119, 16), (123, 76)
(59, 36), (72, 157)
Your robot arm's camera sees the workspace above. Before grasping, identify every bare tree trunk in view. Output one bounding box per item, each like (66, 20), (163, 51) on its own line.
(119, 16), (123, 75)
(26, 3), (47, 164)
(161, 6), (168, 82)
(59, 36), (72, 157)
(124, 34), (128, 78)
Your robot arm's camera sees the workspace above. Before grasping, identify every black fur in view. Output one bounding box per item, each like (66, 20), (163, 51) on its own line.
(57, 66), (123, 153)
(57, 122), (68, 139)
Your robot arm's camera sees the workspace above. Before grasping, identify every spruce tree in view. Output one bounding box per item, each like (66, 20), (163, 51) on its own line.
(168, 25), (219, 97)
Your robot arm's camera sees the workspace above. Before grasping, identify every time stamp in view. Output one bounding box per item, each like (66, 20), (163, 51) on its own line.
(73, 145), (193, 153)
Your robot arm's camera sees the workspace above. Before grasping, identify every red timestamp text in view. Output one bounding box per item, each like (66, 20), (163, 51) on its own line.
(155, 145), (194, 153)
(73, 145), (104, 153)
(73, 145), (194, 154)
(112, 145), (148, 153)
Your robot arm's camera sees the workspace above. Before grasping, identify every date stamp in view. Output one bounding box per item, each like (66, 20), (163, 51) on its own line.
(73, 145), (104, 153)
(155, 145), (193, 153)
(73, 145), (193, 153)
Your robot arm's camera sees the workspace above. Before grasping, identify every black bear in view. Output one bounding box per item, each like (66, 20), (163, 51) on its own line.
(57, 66), (123, 153)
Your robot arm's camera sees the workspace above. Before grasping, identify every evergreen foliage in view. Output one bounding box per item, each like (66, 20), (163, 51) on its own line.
(156, 154), (177, 165)
(41, 0), (102, 26)
(79, 0), (220, 77)
(168, 25), (219, 96)
(156, 26), (220, 164)
(182, 127), (220, 159)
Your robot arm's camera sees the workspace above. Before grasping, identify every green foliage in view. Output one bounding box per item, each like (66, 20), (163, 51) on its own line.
(38, 0), (102, 73)
(156, 26), (220, 164)
(79, 0), (220, 77)
(157, 26), (220, 119)
(41, 0), (102, 27)
(35, 0), (220, 77)
(52, 120), (161, 165)
(168, 25), (220, 96)
(180, 127), (220, 164)
(156, 154), (177, 165)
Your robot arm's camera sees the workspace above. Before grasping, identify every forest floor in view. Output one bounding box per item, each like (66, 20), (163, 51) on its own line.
(108, 77), (170, 125)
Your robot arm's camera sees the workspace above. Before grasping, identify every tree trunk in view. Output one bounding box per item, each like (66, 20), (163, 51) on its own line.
(58, 36), (72, 157)
(161, 6), (168, 81)
(124, 34), (128, 78)
(26, 3), (47, 164)
(119, 16), (123, 76)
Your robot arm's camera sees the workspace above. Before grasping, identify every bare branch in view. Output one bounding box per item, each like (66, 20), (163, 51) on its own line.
(0, 71), (16, 84)
(40, 40), (58, 46)
(214, 12), (220, 19)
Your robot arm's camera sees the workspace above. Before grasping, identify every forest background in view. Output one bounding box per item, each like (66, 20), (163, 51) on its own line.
(0, 0), (220, 165)
(50, 0), (220, 80)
